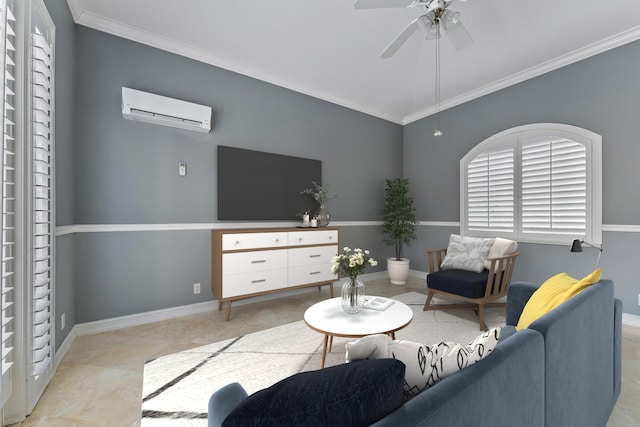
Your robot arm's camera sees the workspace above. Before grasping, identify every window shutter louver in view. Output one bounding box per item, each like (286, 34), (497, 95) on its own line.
(522, 139), (587, 236)
(461, 124), (600, 245)
(0, 0), (16, 401)
(466, 148), (514, 232)
(30, 25), (52, 377)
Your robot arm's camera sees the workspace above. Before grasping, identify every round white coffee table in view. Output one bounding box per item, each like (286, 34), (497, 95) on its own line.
(304, 296), (413, 368)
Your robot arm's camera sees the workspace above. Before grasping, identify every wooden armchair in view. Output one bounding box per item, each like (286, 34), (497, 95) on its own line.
(423, 248), (519, 330)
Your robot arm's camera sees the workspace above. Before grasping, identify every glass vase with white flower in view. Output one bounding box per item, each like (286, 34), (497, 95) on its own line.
(331, 247), (378, 314)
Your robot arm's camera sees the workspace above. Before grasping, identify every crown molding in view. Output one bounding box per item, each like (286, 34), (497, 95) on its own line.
(403, 25), (640, 125)
(65, 0), (84, 22)
(68, 3), (639, 126)
(70, 8), (403, 125)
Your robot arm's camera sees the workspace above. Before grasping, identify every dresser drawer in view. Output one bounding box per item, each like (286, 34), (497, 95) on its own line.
(223, 269), (288, 298)
(288, 230), (338, 247)
(288, 245), (338, 267)
(288, 265), (335, 287)
(222, 232), (288, 251)
(223, 249), (288, 275)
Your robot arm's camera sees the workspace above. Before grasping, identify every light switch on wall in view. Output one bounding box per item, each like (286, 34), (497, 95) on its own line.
(179, 162), (187, 176)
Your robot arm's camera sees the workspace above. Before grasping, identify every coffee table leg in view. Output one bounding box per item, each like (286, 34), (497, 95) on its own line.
(328, 336), (333, 352)
(321, 335), (330, 368)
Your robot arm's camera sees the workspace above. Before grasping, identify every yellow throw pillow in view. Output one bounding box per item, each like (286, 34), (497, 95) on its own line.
(515, 268), (602, 330)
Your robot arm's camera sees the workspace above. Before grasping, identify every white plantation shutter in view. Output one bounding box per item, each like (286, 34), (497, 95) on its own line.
(522, 139), (586, 235)
(461, 124), (601, 245)
(30, 24), (53, 377)
(466, 148), (514, 232)
(0, 0), (15, 403)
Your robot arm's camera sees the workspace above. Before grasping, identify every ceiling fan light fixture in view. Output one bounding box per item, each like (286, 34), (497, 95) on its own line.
(417, 14), (434, 32)
(442, 10), (460, 30)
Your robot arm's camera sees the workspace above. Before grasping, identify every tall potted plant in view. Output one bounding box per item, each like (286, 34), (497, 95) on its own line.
(382, 178), (419, 285)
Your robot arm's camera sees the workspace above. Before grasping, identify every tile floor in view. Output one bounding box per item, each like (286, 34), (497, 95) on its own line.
(16, 277), (640, 426)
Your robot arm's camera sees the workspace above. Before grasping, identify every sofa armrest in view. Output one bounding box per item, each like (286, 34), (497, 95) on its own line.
(371, 329), (544, 427)
(528, 280), (616, 427)
(208, 383), (248, 427)
(506, 282), (538, 326)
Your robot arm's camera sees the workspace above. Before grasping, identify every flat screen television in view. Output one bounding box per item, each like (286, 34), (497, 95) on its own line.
(217, 146), (322, 221)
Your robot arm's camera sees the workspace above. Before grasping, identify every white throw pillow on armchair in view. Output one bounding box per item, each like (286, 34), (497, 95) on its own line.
(440, 234), (495, 273)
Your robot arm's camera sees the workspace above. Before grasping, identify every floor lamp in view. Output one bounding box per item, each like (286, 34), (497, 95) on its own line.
(570, 239), (603, 269)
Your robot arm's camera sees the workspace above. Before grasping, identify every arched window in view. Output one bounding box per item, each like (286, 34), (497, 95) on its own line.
(461, 124), (602, 245)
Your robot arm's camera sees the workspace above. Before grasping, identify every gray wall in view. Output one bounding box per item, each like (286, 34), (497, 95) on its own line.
(404, 39), (640, 316)
(46, 0), (640, 327)
(73, 27), (402, 322)
(44, 0), (75, 349)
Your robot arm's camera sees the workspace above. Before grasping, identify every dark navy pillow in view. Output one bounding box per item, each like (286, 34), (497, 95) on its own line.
(222, 358), (405, 427)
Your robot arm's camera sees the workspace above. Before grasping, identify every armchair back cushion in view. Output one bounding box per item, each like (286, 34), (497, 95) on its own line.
(483, 237), (518, 270)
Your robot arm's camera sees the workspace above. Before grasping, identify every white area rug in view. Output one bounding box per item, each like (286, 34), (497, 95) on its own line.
(141, 292), (505, 426)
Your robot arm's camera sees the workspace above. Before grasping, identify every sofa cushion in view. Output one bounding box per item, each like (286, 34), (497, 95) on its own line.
(427, 268), (489, 298)
(483, 237), (518, 270)
(222, 358), (405, 427)
(516, 268), (602, 330)
(440, 234), (494, 273)
(345, 328), (502, 400)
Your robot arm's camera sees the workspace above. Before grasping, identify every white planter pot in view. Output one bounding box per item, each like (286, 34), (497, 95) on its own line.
(387, 258), (410, 285)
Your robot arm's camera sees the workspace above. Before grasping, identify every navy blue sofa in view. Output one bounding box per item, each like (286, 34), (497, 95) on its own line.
(208, 279), (622, 427)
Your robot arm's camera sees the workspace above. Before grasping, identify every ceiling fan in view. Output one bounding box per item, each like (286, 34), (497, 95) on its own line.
(354, 0), (473, 58)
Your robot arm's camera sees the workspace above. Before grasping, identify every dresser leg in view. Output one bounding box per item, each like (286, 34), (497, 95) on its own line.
(218, 300), (223, 311)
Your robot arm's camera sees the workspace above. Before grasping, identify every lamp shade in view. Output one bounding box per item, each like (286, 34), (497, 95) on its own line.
(570, 239), (583, 253)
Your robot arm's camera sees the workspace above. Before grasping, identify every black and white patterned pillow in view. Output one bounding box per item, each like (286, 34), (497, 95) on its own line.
(345, 327), (502, 399)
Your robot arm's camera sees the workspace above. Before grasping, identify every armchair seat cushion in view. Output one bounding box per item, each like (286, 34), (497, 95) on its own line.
(427, 269), (489, 299)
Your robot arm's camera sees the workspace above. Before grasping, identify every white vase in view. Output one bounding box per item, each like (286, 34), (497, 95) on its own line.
(341, 278), (365, 314)
(387, 258), (410, 285)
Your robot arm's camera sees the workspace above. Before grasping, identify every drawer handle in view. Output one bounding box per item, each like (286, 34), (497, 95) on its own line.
(309, 254), (321, 258)
(251, 279), (266, 283)
(251, 260), (267, 264)
(309, 271), (322, 275)
(235, 241), (240, 246)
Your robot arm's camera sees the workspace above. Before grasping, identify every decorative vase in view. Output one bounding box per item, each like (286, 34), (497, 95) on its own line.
(315, 204), (330, 227)
(341, 277), (365, 314)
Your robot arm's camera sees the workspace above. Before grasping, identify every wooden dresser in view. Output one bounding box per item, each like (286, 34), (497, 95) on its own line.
(211, 227), (339, 320)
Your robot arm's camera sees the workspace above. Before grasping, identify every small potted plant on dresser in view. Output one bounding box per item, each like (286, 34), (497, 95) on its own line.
(382, 178), (419, 285)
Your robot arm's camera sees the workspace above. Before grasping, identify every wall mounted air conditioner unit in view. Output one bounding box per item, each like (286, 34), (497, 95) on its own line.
(121, 87), (212, 133)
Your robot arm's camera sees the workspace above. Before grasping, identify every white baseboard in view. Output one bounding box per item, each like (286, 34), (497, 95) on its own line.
(622, 313), (640, 328)
(74, 300), (220, 336)
(54, 327), (77, 369)
(67, 271), (640, 339)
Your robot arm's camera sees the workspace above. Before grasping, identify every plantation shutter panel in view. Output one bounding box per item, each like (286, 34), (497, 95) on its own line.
(521, 139), (587, 236)
(30, 23), (53, 377)
(466, 148), (514, 232)
(0, 0), (15, 403)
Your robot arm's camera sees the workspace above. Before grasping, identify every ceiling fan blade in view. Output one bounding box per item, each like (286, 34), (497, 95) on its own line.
(354, 0), (418, 9)
(380, 16), (421, 58)
(444, 17), (473, 51)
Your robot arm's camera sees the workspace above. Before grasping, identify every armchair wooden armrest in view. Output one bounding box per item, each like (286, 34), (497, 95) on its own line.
(424, 248), (447, 274)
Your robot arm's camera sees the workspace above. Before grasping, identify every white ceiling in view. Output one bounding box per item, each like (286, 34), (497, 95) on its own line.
(67, 0), (640, 124)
